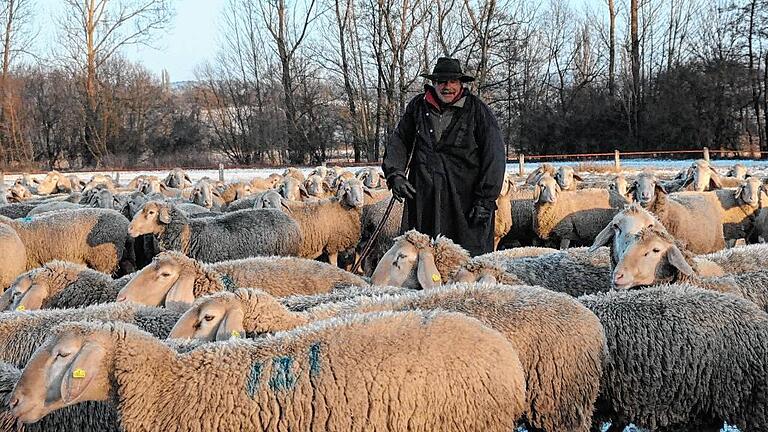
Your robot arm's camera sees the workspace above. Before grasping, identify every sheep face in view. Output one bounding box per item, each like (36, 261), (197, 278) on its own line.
(164, 168), (191, 189)
(91, 189), (118, 210)
(451, 267), (499, 284)
(117, 253), (194, 307)
(139, 178), (163, 195)
(36, 171), (68, 195)
(609, 175), (628, 197)
(591, 204), (661, 264)
(304, 175), (330, 197)
(629, 173), (664, 207)
(10, 326), (113, 423)
(534, 174), (560, 204)
(121, 192), (147, 219)
(687, 160), (721, 191)
(358, 168), (384, 189)
(191, 181), (215, 209)
(169, 294), (245, 341)
(128, 201), (170, 237)
(612, 229), (694, 289)
(278, 177), (308, 201)
(253, 190), (285, 209)
(338, 179), (365, 208)
(371, 237), (442, 289)
(554, 166), (581, 190)
(728, 164), (747, 180)
(735, 177), (763, 208)
(2, 274), (48, 311)
(8, 184), (31, 202)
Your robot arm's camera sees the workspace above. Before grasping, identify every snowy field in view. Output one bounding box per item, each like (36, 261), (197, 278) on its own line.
(5, 157), (768, 187)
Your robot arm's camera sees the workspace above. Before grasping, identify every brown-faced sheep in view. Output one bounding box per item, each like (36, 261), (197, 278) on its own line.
(128, 201), (301, 262)
(493, 174), (516, 250)
(534, 173), (627, 249)
(12, 313), (527, 431)
(248, 173), (281, 191)
(0, 261), (133, 311)
(116, 251), (367, 307)
(524, 163), (556, 185)
(303, 174), (334, 198)
(35, 171), (74, 195)
(0, 208), (128, 274)
(554, 165), (582, 190)
(628, 170), (726, 253)
(170, 284), (607, 432)
(282, 166), (306, 182)
(162, 167), (192, 189)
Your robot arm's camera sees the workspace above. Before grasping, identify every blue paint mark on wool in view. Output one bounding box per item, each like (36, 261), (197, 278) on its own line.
(19, 216), (33, 223)
(269, 356), (296, 391)
(219, 273), (237, 290)
(308, 342), (321, 378)
(245, 361), (263, 399)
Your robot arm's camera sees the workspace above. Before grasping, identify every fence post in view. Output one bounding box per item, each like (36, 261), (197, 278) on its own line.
(0, 171), (4, 186)
(703, 147), (710, 162)
(218, 163), (224, 182)
(614, 150), (621, 171)
(114, 172), (120, 185)
(518, 154), (525, 176)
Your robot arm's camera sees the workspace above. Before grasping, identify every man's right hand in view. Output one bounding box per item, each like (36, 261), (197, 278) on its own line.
(388, 175), (416, 201)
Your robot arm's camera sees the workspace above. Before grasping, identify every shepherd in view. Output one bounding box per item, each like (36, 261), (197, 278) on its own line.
(382, 57), (506, 256)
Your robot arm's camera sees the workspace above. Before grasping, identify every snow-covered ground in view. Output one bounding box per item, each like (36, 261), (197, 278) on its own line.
(5, 157), (768, 187)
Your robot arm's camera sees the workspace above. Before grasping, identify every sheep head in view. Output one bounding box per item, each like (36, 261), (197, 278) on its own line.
(36, 171), (69, 195)
(524, 163), (555, 185)
(253, 190), (287, 210)
(128, 201), (174, 237)
(164, 168), (192, 189)
(304, 174), (332, 197)
(8, 183), (32, 202)
(117, 251), (196, 307)
(590, 203), (663, 266)
(683, 159), (722, 191)
(121, 192), (148, 219)
(611, 226), (695, 290)
(337, 178), (365, 209)
(533, 173), (560, 204)
(371, 230), (470, 289)
(554, 166), (582, 191)
(628, 171), (665, 208)
(9, 322), (116, 423)
(449, 260), (522, 285)
(191, 180), (217, 209)
(727, 163), (748, 180)
(278, 176), (308, 201)
(0, 273), (39, 311)
(734, 177), (763, 208)
(609, 175), (628, 197)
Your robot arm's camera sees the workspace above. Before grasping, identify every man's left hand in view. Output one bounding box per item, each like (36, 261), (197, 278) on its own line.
(468, 204), (492, 225)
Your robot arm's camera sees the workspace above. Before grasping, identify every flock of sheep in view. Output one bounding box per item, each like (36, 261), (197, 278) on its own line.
(0, 160), (767, 431)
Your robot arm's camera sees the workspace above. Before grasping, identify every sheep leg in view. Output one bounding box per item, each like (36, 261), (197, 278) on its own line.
(726, 239), (736, 248)
(559, 238), (570, 249)
(327, 252), (338, 267)
(493, 237), (501, 251)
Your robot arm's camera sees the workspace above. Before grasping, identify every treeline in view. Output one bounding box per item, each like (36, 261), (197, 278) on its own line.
(0, 0), (766, 170)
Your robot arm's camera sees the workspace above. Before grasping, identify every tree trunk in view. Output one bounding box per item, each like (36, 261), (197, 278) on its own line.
(608, 0), (615, 95)
(630, 0), (640, 145)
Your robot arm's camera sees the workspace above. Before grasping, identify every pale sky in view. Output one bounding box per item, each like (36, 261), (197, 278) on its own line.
(35, 0), (225, 82)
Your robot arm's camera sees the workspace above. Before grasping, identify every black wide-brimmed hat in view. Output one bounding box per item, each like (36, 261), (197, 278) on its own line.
(420, 57), (475, 82)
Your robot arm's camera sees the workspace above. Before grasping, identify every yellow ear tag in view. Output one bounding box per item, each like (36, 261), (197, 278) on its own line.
(15, 305), (25, 312)
(72, 368), (86, 379)
(431, 274), (441, 282)
(231, 330), (241, 338)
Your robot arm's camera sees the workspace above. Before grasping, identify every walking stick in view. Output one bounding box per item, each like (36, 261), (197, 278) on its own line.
(352, 144), (416, 275)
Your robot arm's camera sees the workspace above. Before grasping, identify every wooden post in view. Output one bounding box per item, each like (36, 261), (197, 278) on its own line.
(703, 147), (710, 161)
(614, 150), (621, 171)
(0, 171), (4, 186)
(518, 154), (525, 176)
(218, 163), (225, 182)
(114, 172), (120, 185)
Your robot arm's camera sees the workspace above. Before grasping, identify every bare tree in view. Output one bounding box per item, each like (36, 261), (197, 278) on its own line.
(57, 0), (173, 166)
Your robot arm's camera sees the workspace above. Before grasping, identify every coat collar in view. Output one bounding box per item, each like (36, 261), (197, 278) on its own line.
(424, 84), (467, 112)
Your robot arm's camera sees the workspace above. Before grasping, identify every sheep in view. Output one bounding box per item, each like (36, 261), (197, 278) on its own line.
(356, 167), (385, 189)
(700, 243), (768, 273)
(277, 175), (309, 201)
(684, 159), (745, 190)
(627, 170), (726, 253)
(0, 202), (36, 218)
(580, 285), (768, 431)
(609, 174), (629, 197)
(7, 183), (32, 202)
(534, 173), (627, 249)
(116, 250), (367, 307)
(35, 171), (74, 195)
(0, 208), (129, 274)
(128, 200), (301, 263)
(190, 179), (224, 210)
(218, 181), (252, 204)
(330, 170), (355, 189)
(371, 230), (470, 289)
(278, 286), (413, 312)
(282, 166), (306, 182)
(524, 162), (556, 185)
(260, 178), (365, 266)
(0, 261), (133, 311)
(358, 196), (404, 276)
(609, 225), (768, 311)
(481, 246), (558, 259)
(162, 167), (192, 189)
(0, 224), (26, 292)
(25, 201), (83, 216)
(726, 163), (748, 180)
(712, 176), (766, 245)
(83, 174), (117, 191)
(554, 165), (582, 190)
(171, 284), (606, 432)
(446, 258), (523, 285)
(493, 174), (516, 250)
(303, 174), (333, 198)
(248, 173), (281, 191)
(127, 174), (158, 190)
(11, 313), (527, 431)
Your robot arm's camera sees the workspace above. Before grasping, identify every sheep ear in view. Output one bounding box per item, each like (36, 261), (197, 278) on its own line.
(363, 188), (374, 198)
(60, 342), (106, 403)
(158, 207), (172, 224)
(416, 250), (442, 289)
(681, 175), (694, 189)
(626, 183), (637, 197)
(215, 307), (246, 341)
(0, 289), (13, 310)
(164, 272), (196, 308)
(533, 184), (541, 202)
(478, 274), (498, 284)
(654, 183), (667, 195)
(709, 172), (722, 189)
(16, 283), (48, 311)
(590, 224), (614, 252)
(573, 173), (583, 181)
(666, 246), (695, 277)
(734, 186), (743, 199)
(299, 184), (309, 199)
(184, 174), (192, 184)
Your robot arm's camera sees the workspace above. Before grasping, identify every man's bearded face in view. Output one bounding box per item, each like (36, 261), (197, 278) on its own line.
(435, 79), (462, 103)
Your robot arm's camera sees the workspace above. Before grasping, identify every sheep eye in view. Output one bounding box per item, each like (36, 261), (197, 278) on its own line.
(204, 315), (214, 322)
(160, 272), (171, 278)
(57, 351), (71, 359)
(148, 210), (155, 215)
(652, 248), (661, 253)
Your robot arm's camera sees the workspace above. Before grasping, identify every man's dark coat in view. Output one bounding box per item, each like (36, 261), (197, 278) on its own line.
(382, 86), (506, 256)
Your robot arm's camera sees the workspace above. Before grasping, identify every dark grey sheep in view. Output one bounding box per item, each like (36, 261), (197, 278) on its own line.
(128, 201), (301, 262)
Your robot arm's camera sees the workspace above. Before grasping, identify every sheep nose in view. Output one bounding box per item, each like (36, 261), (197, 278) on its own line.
(9, 396), (18, 409)
(116, 295), (127, 302)
(613, 272), (625, 284)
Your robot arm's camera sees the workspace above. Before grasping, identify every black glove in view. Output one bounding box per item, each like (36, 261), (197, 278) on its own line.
(389, 175), (416, 201)
(468, 204), (492, 226)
